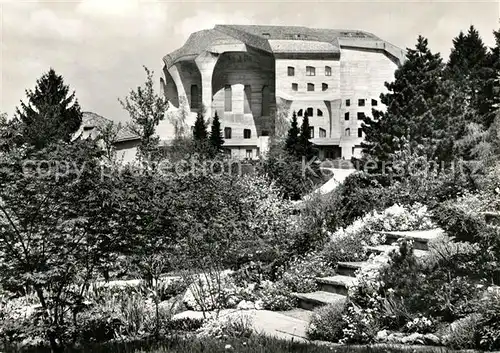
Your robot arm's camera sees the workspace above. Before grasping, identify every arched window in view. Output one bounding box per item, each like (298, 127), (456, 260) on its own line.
(325, 66), (332, 76)
(317, 109), (323, 117)
(190, 85), (199, 109)
(244, 85), (252, 114)
(322, 83), (328, 91)
(306, 107), (314, 116)
(261, 85), (270, 116)
(345, 128), (351, 137)
(297, 109), (303, 117)
(224, 85), (232, 112)
(319, 128), (326, 138)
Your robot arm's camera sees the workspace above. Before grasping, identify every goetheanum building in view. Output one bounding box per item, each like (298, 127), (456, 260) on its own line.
(162, 25), (405, 160)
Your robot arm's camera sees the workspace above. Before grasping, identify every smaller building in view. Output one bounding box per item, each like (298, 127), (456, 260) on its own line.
(72, 112), (141, 164)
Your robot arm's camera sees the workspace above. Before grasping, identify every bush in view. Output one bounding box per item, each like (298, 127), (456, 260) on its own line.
(198, 314), (254, 339)
(307, 301), (347, 342)
(440, 314), (481, 349)
(279, 253), (335, 293)
(164, 318), (204, 332)
(431, 194), (487, 242)
(475, 290), (500, 351)
(256, 281), (296, 311)
(321, 203), (434, 264)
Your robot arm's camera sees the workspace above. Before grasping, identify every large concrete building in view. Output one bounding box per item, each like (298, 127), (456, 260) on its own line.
(162, 24), (405, 160)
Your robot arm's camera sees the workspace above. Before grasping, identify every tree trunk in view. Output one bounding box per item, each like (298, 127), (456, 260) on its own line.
(34, 286), (62, 353)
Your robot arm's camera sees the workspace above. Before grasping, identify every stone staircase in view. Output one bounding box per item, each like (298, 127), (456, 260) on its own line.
(292, 229), (444, 310)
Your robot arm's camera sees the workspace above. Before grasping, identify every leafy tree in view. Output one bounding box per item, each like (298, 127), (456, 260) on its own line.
(362, 36), (445, 165)
(119, 66), (168, 162)
(15, 68), (82, 149)
(285, 111), (300, 157)
(0, 140), (128, 352)
(209, 111), (224, 154)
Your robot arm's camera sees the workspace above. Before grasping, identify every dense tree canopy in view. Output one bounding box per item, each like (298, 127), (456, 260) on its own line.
(15, 68), (82, 149)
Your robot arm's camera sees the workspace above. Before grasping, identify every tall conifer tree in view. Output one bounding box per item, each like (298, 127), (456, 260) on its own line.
(285, 111), (300, 156)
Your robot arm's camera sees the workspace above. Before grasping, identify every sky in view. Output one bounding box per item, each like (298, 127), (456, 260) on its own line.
(0, 0), (499, 123)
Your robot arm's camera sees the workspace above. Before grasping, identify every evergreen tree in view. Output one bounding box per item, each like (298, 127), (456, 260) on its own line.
(193, 112), (208, 141)
(209, 111), (224, 154)
(15, 68), (82, 149)
(298, 112), (315, 160)
(446, 26), (493, 127)
(362, 36), (445, 164)
(285, 111), (300, 156)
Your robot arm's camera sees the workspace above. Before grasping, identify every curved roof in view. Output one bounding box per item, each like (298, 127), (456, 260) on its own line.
(163, 24), (405, 68)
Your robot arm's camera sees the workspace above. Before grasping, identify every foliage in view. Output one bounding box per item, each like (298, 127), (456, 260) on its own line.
(307, 301), (347, 342)
(209, 111), (224, 156)
(258, 138), (317, 200)
(15, 68), (82, 150)
(474, 290), (500, 351)
(198, 314), (253, 339)
(278, 253), (335, 293)
(255, 280), (296, 311)
(119, 66), (168, 161)
(297, 112), (315, 161)
(192, 113), (208, 141)
(285, 111), (300, 157)
(321, 203), (434, 264)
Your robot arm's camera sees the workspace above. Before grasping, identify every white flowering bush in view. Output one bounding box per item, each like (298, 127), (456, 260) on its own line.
(256, 280), (296, 311)
(405, 316), (435, 333)
(198, 314), (254, 339)
(321, 203), (435, 264)
(340, 303), (380, 344)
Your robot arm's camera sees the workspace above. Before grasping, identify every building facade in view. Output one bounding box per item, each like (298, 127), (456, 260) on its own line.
(162, 25), (405, 160)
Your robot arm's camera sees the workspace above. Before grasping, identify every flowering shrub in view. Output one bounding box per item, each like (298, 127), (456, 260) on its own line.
(321, 203), (435, 264)
(256, 281), (296, 311)
(198, 314), (254, 339)
(404, 316), (435, 334)
(340, 303), (380, 344)
(279, 253), (335, 293)
(307, 301), (347, 342)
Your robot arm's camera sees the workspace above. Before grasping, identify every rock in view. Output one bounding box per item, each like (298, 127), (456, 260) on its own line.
(424, 333), (441, 345)
(376, 329), (388, 342)
(386, 332), (405, 343)
(236, 300), (255, 310)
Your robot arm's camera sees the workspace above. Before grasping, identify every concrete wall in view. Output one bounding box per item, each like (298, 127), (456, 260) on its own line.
(212, 51), (276, 139)
(338, 47), (396, 158)
(115, 140), (140, 164)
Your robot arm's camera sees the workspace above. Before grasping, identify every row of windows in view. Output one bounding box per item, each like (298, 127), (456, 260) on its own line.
(292, 83), (329, 92)
(346, 98), (378, 107)
(344, 128), (363, 138)
(223, 85), (271, 115)
(288, 66), (332, 77)
(223, 127), (253, 139)
(345, 112), (366, 120)
(297, 108), (323, 117)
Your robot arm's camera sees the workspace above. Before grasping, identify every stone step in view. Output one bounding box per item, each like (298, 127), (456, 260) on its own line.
(336, 261), (367, 277)
(380, 229), (443, 250)
(292, 291), (346, 311)
(316, 275), (355, 295)
(482, 212), (500, 226)
(365, 244), (429, 258)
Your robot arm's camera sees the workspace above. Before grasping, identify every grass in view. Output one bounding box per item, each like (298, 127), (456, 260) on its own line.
(3, 335), (460, 353)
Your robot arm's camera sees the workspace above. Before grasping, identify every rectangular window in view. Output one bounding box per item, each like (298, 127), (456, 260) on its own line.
(319, 128), (326, 138)
(371, 99), (378, 106)
(344, 112), (349, 120)
(244, 129), (251, 139)
(224, 127), (232, 139)
(306, 107), (313, 116)
(244, 85), (252, 114)
(190, 85), (199, 109)
(246, 149), (253, 159)
(309, 127), (314, 138)
(307, 83), (314, 91)
(325, 66), (332, 76)
(224, 85), (232, 112)
(358, 128), (363, 138)
(358, 99), (365, 107)
(288, 66), (295, 76)
(306, 66), (316, 76)
(292, 83), (298, 91)
(357, 112), (365, 120)
(346, 99), (350, 107)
